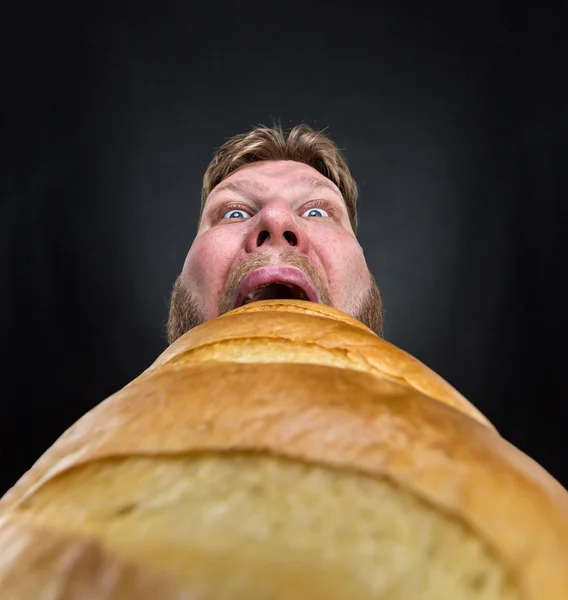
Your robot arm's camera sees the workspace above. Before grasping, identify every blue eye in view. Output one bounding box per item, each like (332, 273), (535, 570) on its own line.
(301, 207), (329, 218)
(222, 209), (251, 219)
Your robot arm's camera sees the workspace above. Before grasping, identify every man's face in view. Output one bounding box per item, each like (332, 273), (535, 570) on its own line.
(167, 160), (382, 342)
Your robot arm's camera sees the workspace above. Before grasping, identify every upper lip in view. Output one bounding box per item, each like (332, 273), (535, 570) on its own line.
(232, 266), (320, 310)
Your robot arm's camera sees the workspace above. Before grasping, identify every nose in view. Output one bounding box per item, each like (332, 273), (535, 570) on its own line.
(244, 201), (310, 254)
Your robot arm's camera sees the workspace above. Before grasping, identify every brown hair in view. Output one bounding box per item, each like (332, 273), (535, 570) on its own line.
(200, 123), (359, 234)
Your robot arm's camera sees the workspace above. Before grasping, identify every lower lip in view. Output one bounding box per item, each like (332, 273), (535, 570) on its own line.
(232, 266), (318, 310)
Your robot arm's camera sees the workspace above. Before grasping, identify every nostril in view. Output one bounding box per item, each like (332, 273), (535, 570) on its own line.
(256, 231), (270, 246)
(283, 231), (297, 246)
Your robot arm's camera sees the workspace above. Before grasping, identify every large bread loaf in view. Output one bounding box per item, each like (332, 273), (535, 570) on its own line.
(1, 300), (567, 599)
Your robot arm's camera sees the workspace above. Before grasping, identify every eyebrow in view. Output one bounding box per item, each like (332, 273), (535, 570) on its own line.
(210, 174), (343, 201)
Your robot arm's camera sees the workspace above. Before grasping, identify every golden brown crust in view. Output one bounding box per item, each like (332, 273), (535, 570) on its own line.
(0, 513), (190, 599)
(15, 453), (520, 600)
(145, 300), (493, 428)
(222, 299), (377, 332)
(3, 362), (568, 598)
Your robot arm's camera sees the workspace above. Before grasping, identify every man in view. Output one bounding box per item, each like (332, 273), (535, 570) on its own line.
(167, 123), (383, 343)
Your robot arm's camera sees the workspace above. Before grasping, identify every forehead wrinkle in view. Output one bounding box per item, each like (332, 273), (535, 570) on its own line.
(210, 178), (270, 199)
(205, 173), (344, 216)
(296, 174), (343, 200)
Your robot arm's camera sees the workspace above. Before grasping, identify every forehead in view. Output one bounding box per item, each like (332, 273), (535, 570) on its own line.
(209, 160), (342, 200)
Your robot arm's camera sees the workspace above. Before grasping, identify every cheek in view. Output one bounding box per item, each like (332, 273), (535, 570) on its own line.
(315, 234), (370, 300)
(181, 230), (241, 295)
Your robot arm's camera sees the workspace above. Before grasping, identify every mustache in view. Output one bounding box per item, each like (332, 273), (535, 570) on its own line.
(218, 250), (331, 315)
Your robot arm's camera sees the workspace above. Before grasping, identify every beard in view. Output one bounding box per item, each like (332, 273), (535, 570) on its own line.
(166, 250), (383, 344)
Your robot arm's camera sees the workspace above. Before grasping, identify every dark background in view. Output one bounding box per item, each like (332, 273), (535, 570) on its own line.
(2, 1), (567, 494)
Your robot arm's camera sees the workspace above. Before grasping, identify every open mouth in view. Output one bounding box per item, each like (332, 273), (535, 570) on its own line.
(232, 266), (320, 310)
(241, 282), (309, 306)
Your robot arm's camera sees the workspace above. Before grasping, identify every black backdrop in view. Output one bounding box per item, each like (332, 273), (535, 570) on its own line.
(2, 1), (567, 494)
